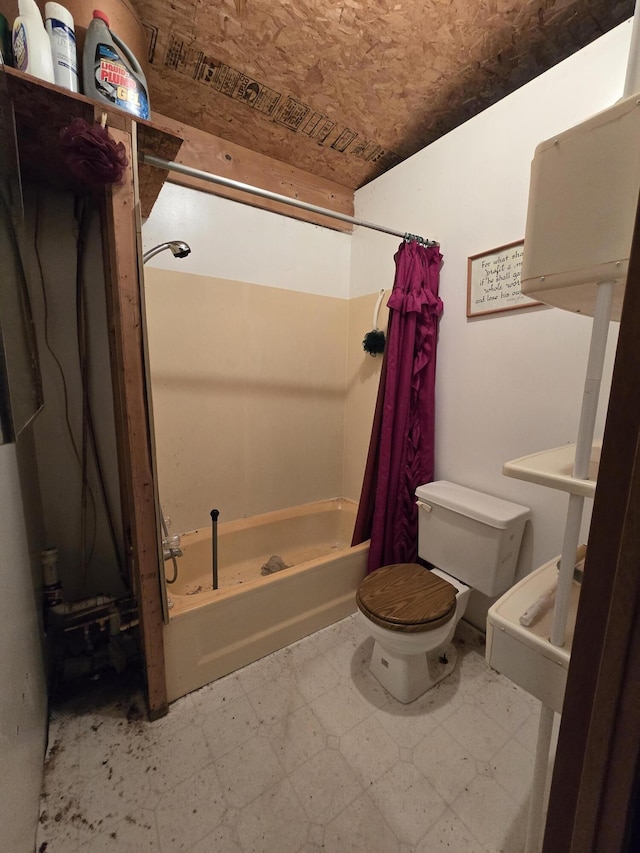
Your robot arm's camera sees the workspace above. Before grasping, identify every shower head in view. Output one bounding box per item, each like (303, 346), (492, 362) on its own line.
(143, 240), (192, 264)
(169, 240), (191, 258)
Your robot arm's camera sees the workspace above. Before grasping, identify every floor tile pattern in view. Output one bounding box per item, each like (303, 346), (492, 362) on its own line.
(37, 617), (543, 852)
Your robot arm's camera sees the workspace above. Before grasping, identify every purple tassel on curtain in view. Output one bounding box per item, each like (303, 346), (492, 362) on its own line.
(352, 240), (443, 573)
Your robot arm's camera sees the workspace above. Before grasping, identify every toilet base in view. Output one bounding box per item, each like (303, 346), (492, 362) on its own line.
(369, 640), (458, 704)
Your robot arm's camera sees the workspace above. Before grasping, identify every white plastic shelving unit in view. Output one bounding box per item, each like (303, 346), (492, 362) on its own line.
(489, 442), (602, 853)
(484, 11), (640, 845)
(502, 442), (600, 498)
(486, 556), (582, 714)
(488, 434), (601, 853)
(488, 442), (598, 714)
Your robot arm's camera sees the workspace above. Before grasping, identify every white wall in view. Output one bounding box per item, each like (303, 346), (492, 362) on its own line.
(143, 269), (348, 533)
(0, 444), (47, 852)
(351, 21), (632, 626)
(143, 184), (352, 298)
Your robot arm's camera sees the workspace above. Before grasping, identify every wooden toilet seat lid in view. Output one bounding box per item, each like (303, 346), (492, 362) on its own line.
(356, 563), (457, 633)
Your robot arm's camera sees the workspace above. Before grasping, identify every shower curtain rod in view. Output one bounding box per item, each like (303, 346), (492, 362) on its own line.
(140, 153), (437, 245)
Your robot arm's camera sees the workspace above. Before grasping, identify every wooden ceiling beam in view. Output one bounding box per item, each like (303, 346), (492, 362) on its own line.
(150, 114), (354, 233)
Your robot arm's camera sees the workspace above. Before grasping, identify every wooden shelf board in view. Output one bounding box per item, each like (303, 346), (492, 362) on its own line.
(2, 66), (182, 217)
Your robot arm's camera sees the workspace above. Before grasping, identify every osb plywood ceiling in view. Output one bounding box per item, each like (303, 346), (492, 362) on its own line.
(132, 0), (634, 189)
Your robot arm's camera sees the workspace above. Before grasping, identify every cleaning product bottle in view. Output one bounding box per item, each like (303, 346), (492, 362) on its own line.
(12, 0), (55, 83)
(83, 10), (150, 119)
(44, 2), (78, 92)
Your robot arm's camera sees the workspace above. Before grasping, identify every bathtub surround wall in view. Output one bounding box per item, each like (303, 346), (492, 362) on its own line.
(144, 269), (349, 534)
(144, 22), (630, 627)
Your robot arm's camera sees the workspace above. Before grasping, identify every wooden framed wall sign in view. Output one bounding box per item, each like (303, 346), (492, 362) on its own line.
(467, 240), (541, 317)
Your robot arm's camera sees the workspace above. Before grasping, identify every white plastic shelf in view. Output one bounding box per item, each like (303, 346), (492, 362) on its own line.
(502, 442), (601, 497)
(486, 557), (582, 713)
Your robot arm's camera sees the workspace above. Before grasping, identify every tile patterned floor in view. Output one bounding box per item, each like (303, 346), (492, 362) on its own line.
(37, 616), (547, 852)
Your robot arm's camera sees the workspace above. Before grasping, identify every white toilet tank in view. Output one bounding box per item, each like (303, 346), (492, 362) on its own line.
(415, 481), (529, 597)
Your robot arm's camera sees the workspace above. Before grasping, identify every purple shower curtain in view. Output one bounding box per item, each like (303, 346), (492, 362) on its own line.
(352, 240), (443, 573)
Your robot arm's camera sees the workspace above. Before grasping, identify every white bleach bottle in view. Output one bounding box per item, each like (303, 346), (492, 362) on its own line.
(12, 0), (55, 83)
(44, 2), (78, 92)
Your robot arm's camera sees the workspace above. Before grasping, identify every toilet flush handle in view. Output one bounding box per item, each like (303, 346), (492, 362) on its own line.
(416, 500), (432, 513)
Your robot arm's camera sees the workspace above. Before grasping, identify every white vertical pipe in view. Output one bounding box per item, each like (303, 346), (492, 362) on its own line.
(550, 494), (584, 647)
(573, 281), (615, 478)
(549, 281), (615, 647)
(525, 704), (556, 853)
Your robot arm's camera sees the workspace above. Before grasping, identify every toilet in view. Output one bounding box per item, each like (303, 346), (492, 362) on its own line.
(357, 481), (529, 703)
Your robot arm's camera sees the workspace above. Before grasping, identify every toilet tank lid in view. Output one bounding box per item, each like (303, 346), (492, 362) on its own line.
(415, 481), (530, 529)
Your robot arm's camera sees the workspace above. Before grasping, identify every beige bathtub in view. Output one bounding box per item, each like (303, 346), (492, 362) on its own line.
(163, 498), (369, 702)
